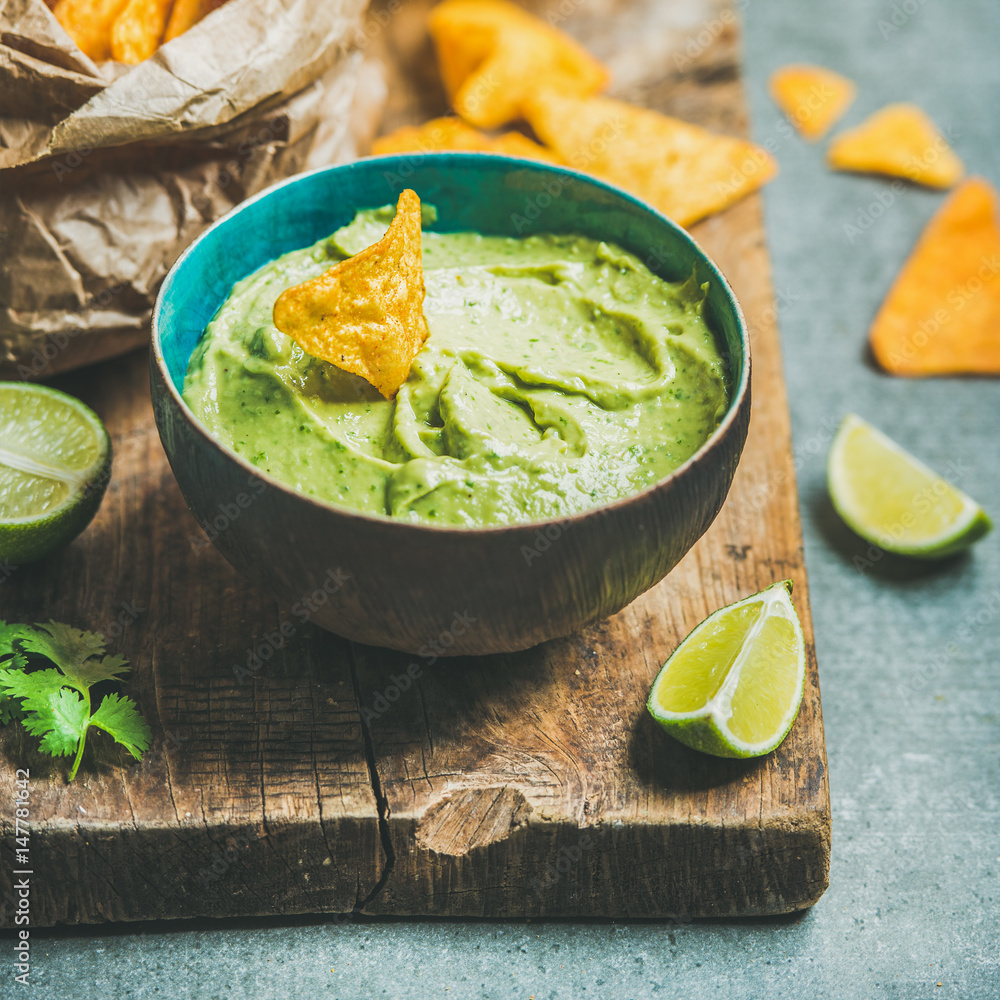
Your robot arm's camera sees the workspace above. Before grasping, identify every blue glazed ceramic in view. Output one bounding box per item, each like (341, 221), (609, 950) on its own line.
(151, 154), (751, 655)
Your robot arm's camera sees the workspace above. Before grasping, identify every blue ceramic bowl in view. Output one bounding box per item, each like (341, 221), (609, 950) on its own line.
(151, 154), (750, 655)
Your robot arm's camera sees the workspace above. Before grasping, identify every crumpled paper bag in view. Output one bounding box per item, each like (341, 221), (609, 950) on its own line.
(0, 0), (386, 379)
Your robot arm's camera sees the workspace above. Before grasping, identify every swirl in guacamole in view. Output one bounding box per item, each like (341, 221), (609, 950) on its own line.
(182, 207), (730, 527)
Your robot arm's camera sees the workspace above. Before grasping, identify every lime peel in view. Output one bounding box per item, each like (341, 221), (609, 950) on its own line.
(647, 580), (806, 759)
(827, 413), (991, 559)
(0, 383), (112, 564)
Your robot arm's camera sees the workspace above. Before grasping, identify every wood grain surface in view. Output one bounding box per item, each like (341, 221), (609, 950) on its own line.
(0, 0), (829, 925)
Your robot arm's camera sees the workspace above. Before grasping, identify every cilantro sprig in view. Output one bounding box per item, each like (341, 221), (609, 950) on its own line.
(0, 621), (151, 781)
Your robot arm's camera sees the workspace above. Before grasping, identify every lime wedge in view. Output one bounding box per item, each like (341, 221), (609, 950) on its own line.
(0, 383), (112, 565)
(828, 413), (991, 559)
(646, 580), (806, 758)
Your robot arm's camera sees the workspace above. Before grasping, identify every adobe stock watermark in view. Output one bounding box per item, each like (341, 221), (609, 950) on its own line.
(843, 180), (906, 244)
(899, 587), (1000, 699)
(713, 143), (779, 203)
(877, 0), (931, 40)
(359, 610), (478, 724)
(777, 82), (838, 137)
(141, 727), (189, 770)
(842, 128), (960, 245)
(521, 520), (572, 566)
(746, 284), (799, 339)
(457, 69), (501, 121)
(47, 70), (167, 183)
(188, 475), (267, 552)
(530, 826), (767, 919)
(193, 821), (357, 924)
(671, 0), (748, 73)
(16, 282), (126, 379)
(101, 600), (145, 643)
(645, 237), (800, 340)
(529, 831), (594, 898)
(885, 252), (1000, 370)
(853, 456), (974, 574)
(379, 96), (512, 195)
(727, 414), (840, 530)
(191, 114), (291, 215)
(233, 568), (352, 685)
(543, 0), (592, 28)
(510, 118), (625, 234)
(6, 768), (32, 980)
(196, 823), (266, 890)
(379, 118), (492, 192)
(351, 0), (402, 51)
(50, 144), (96, 183)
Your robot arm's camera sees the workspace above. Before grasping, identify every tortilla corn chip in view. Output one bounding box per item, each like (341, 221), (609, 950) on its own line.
(769, 64), (855, 141)
(52, 0), (130, 62)
(869, 177), (1000, 376)
(372, 117), (561, 163)
(110, 0), (175, 64)
(828, 103), (964, 188)
(273, 190), (429, 399)
(429, 0), (609, 129)
(523, 91), (778, 228)
(164, 0), (225, 41)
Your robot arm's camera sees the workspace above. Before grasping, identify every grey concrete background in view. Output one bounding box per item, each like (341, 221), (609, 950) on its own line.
(11, 0), (1000, 996)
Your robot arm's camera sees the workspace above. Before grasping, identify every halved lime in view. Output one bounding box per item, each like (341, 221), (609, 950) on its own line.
(0, 383), (112, 565)
(828, 413), (991, 559)
(647, 580), (805, 758)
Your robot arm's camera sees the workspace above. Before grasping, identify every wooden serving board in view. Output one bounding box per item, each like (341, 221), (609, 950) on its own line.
(0, 0), (829, 926)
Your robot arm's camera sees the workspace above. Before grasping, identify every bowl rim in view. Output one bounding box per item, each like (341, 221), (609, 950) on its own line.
(151, 151), (751, 537)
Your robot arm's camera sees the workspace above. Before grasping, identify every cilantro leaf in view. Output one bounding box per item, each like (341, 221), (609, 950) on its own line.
(20, 621), (131, 690)
(0, 696), (22, 726)
(0, 693), (23, 725)
(0, 667), (67, 712)
(90, 693), (152, 761)
(0, 620), (150, 780)
(0, 652), (28, 672)
(22, 689), (89, 758)
(0, 620), (32, 659)
(0, 621), (33, 723)
(20, 620), (106, 665)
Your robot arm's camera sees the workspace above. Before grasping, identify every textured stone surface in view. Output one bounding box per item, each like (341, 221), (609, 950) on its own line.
(13, 0), (1000, 995)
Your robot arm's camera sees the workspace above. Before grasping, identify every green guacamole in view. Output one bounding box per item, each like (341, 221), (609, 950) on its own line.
(183, 207), (729, 527)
